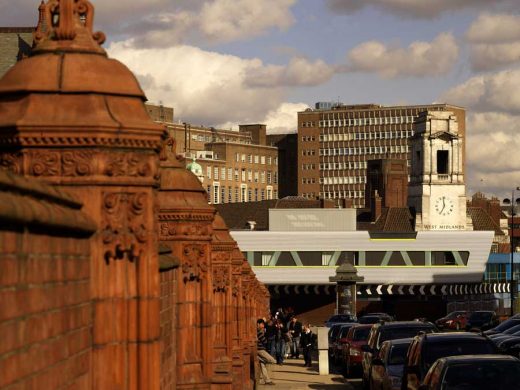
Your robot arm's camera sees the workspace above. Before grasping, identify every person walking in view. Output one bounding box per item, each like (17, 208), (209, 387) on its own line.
(273, 319), (287, 365)
(288, 316), (302, 358)
(300, 324), (316, 367)
(257, 319), (276, 385)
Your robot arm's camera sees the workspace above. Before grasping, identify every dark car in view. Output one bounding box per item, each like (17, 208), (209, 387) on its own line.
(488, 324), (520, 342)
(370, 338), (412, 390)
(328, 323), (354, 358)
(495, 335), (520, 353)
(359, 313), (394, 324)
(342, 324), (373, 376)
(325, 314), (358, 327)
(331, 323), (357, 364)
(484, 317), (520, 335)
(361, 321), (437, 389)
(434, 311), (468, 331)
(418, 355), (520, 390)
(401, 332), (498, 390)
(465, 310), (499, 331)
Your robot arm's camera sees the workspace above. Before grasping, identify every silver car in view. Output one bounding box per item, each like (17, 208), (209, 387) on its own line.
(369, 338), (412, 390)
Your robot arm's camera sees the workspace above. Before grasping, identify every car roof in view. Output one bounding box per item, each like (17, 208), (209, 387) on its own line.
(377, 321), (434, 329)
(382, 337), (413, 346)
(416, 332), (489, 342)
(471, 310), (494, 314)
(351, 324), (374, 329)
(441, 354), (520, 364)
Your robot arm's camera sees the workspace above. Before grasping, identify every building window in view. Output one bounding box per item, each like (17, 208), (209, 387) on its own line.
(241, 169), (246, 182)
(248, 169), (252, 182)
(254, 171), (259, 183)
(241, 154), (246, 162)
(267, 171), (272, 184)
(254, 155), (259, 164)
(261, 171), (265, 183)
(221, 167), (226, 180)
(213, 185), (220, 204)
(274, 172), (278, 184)
(228, 186), (232, 203)
(214, 167), (218, 180)
(437, 150), (449, 174)
(235, 153), (239, 162)
(261, 189), (265, 200)
(274, 190), (278, 199)
(221, 186), (226, 203)
(248, 188), (252, 202)
(241, 186), (247, 202)
(255, 188), (258, 201)
(207, 166), (212, 179)
(248, 154), (252, 163)
(261, 156), (265, 164)
(207, 185), (211, 203)
(235, 187), (239, 202)
(267, 187), (273, 200)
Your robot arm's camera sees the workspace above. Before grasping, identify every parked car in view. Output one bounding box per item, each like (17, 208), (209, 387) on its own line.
(418, 355), (520, 390)
(494, 335), (520, 354)
(341, 324), (373, 376)
(434, 311), (468, 331)
(328, 323), (354, 358)
(465, 310), (499, 331)
(361, 321), (437, 389)
(331, 323), (357, 364)
(325, 313), (358, 327)
(359, 313), (394, 324)
(370, 338), (412, 390)
(488, 324), (520, 342)
(401, 332), (498, 390)
(484, 316), (520, 336)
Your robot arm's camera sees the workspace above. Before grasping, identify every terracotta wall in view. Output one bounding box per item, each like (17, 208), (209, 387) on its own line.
(0, 171), (95, 389)
(160, 269), (177, 390)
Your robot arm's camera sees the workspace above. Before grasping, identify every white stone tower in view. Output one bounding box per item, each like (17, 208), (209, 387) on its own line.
(408, 110), (470, 230)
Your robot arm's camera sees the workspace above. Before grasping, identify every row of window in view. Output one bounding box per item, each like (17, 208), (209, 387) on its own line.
(234, 153), (278, 165)
(319, 116), (416, 128)
(320, 176), (367, 185)
(319, 130), (413, 141)
(301, 149), (316, 156)
(320, 191), (365, 199)
(302, 164), (316, 170)
(301, 136), (316, 142)
(301, 192), (317, 199)
(320, 145), (409, 156)
(301, 178), (317, 185)
(301, 121), (316, 128)
(206, 166), (277, 184)
(206, 184), (276, 204)
(320, 161), (368, 170)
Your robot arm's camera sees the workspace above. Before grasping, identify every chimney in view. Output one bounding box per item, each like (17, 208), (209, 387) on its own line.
(371, 190), (382, 222)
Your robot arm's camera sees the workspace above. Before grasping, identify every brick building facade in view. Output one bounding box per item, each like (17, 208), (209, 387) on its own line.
(297, 103), (466, 207)
(147, 104), (279, 204)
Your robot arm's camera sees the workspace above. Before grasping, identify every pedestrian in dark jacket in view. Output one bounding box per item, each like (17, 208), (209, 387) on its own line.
(300, 324), (316, 367)
(288, 316), (302, 358)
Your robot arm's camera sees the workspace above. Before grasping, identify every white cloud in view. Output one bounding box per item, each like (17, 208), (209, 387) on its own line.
(346, 33), (458, 78)
(466, 13), (520, 44)
(441, 70), (520, 199)
(245, 57), (336, 87)
(441, 68), (520, 114)
(466, 13), (520, 71)
(199, 0), (296, 42)
(327, 0), (518, 19)
(108, 41), (322, 129)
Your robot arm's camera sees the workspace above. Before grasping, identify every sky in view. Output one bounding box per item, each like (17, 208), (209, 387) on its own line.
(1, 0), (520, 199)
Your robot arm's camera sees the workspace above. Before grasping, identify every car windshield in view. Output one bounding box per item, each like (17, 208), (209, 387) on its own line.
(494, 318), (520, 332)
(469, 312), (492, 321)
(503, 324), (520, 334)
(424, 341), (496, 368)
(441, 361), (520, 389)
(378, 326), (434, 348)
(388, 344), (410, 365)
(352, 327), (371, 341)
(339, 325), (353, 338)
(330, 326), (342, 339)
(445, 312), (464, 320)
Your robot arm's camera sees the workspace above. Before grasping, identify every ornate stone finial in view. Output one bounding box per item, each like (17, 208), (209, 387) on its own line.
(32, 0), (106, 54)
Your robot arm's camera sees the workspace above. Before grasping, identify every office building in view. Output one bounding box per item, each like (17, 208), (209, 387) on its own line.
(146, 104), (279, 204)
(297, 103), (465, 207)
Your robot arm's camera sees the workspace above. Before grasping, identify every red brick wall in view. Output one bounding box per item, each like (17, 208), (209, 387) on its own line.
(160, 269), (177, 390)
(0, 231), (92, 389)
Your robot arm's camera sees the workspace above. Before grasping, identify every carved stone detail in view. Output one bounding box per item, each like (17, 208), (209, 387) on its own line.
(213, 266), (229, 292)
(159, 222), (177, 238)
(102, 192), (148, 263)
(104, 153), (151, 177)
(30, 151), (60, 176)
(182, 244), (208, 282)
(231, 275), (240, 297)
(0, 153), (22, 174)
(62, 151), (93, 176)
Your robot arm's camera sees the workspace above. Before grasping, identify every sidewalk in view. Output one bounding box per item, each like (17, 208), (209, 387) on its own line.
(256, 358), (361, 389)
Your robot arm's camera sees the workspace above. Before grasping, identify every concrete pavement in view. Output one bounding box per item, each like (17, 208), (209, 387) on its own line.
(256, 358), (362, 389)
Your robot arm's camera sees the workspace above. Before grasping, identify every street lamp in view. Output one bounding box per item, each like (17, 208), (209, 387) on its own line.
(503, 187), (520, 317)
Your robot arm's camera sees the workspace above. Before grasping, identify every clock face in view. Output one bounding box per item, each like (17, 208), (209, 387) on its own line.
(434, 196), (455, 216)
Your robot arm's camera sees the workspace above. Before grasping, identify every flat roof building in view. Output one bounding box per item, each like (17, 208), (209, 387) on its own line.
(297, 103), (465, 207)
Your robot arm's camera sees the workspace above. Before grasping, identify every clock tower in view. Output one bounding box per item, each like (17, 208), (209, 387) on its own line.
(408, 110), (470, 231)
